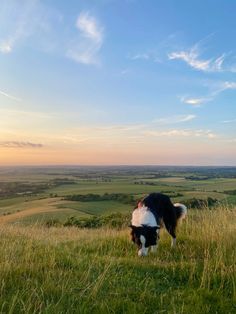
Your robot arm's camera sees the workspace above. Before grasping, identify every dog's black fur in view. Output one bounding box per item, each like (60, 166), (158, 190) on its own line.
(142, 192), (178, 240)
(130, 225), (159, 248)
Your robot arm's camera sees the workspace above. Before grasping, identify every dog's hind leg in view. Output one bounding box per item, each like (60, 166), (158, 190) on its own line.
(170, 228), (177, 248)
(165, 224), (177, 248)
(171, 237), (176, 248)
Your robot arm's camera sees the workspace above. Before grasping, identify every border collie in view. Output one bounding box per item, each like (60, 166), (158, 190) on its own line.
(130, 193), (187, 256)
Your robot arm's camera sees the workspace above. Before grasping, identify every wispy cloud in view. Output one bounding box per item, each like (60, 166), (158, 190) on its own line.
(168, 47), (212, 72)
(67, 11), (104, 65)
(129, 53), (150, 61)
(219, 81), (236, 91)
(168, 37), (235, 72)
(0, 42), (12, 54)
(154, 114), (196, 124)
(181, 80), (236, 107)
(94, 124), (146, 132)
(0, 90), (21, 102)
(0, 0), (62, 54)
(221, 118), (236, 124)
(0, 141), (43, 148)
(76, 12), (103, 44)
(181, 97), (210, 106)
(128, 52), (161, 63)
(208, 80), (236, 97)
(144, 129), (217, 139)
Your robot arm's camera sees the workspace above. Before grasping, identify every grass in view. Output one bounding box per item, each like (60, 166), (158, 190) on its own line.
(47, 181), (183, 197)
(12, 208), (90, 225)
(0, 206), (235, 313)
(58, 200), (129, 215)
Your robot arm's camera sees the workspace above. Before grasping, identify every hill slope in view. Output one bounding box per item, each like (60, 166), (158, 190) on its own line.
(0, 207), (235, 314)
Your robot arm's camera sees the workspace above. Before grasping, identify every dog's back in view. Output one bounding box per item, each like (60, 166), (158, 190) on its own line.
(142, 193), (176, 225)
(142, 192), (181, 242)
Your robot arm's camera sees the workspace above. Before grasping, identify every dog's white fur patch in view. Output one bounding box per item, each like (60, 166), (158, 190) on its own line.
(131, 206), (158, 227)
(174, 203), (187, 219)
(138, 235), (148, 256)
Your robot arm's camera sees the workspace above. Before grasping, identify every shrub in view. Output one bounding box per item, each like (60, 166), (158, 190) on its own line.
(63, 213), (130, 229)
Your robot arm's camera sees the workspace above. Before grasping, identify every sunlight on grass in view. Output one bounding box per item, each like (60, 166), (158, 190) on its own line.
(0, 206), (235, 313)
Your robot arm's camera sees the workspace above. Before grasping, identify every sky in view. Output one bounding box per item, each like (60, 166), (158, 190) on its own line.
(0, 0), (235, 166)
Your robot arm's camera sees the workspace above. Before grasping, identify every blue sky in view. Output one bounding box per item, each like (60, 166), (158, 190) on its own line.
(0, 0), (235, 165)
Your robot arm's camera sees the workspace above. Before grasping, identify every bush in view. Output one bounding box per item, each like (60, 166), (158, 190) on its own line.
(63, 213), (131, 229)
(64, 193), (136, 205)
(184, 197), (218, 209)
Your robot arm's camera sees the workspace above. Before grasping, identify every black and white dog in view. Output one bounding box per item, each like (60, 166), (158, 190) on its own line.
(130, 193), (187, 256)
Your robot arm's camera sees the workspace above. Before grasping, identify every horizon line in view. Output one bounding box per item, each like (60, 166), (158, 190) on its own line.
(0, 164), (235, 168)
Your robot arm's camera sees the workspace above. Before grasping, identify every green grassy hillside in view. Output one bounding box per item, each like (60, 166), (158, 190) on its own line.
(0, 207), (235, 314)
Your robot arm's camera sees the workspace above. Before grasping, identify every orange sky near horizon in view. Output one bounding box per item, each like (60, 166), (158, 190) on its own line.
(1, 136), (235, 166)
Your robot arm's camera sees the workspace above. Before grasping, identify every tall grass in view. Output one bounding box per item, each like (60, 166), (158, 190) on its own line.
(0, 206), (235, 313)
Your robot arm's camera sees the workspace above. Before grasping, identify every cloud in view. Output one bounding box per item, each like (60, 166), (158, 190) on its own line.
(181, 80), (236, 107)
(76, 12), (103, 44)
(0, 4), (103, 66)
(0, 141), (43, 148)
(144, 129), (217, 139)
(221, 81), (236, 90)
(154, 114), (196, 124)
(0, 90), (21, 102)
(168, 47), (212, 72)
(221, 119), (236, 124)
(0, 0), (62, 54)
(180, 96), (211, 106)
(130, 53), (150, 61)
(94, 124), (146, 132)
(168, 38), (232, 72)
(67, 11), (104, 65)
(0, 43), (12, 54)
(128, 52), (161, 63)
(0, 0), (39, 53)
(210, 80), (236, 97)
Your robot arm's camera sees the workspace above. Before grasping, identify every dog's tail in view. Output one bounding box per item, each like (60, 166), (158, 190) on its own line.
(174, 203), (187, 223)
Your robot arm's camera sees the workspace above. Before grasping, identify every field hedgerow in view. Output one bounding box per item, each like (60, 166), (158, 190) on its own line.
(0, 206), (235, 314)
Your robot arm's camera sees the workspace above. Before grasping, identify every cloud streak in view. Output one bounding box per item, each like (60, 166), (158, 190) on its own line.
(168, 48), (212, 72)
(168, 37), (235, 73)
(0, 90), (21, 102)
(168, 46), (227, 72)
(0, 141), (43, 148)
(154, 114), (196, 124)
(181, 97), (210, 106)
(221, 118), (236, 124)
(67, 11), (104, 65)
(0, 0), (62, 54)
(181, 80), (236, 107)
(144, 129), (217, 139)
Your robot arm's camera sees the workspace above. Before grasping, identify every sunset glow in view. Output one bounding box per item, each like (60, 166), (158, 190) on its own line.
(0, 0), (235, 165)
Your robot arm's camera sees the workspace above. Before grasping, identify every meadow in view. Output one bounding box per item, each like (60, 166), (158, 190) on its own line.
(0, 166), (235, 313)
(0, 207), (235, 313)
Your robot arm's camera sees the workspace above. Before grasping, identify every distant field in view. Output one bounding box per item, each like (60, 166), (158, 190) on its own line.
(47, 181), (175, 196)
(58, 200), (129, 215)
(0, 166), (236, 225)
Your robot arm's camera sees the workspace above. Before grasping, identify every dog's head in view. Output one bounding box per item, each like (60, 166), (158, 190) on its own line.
(129, 225), (159, 256)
